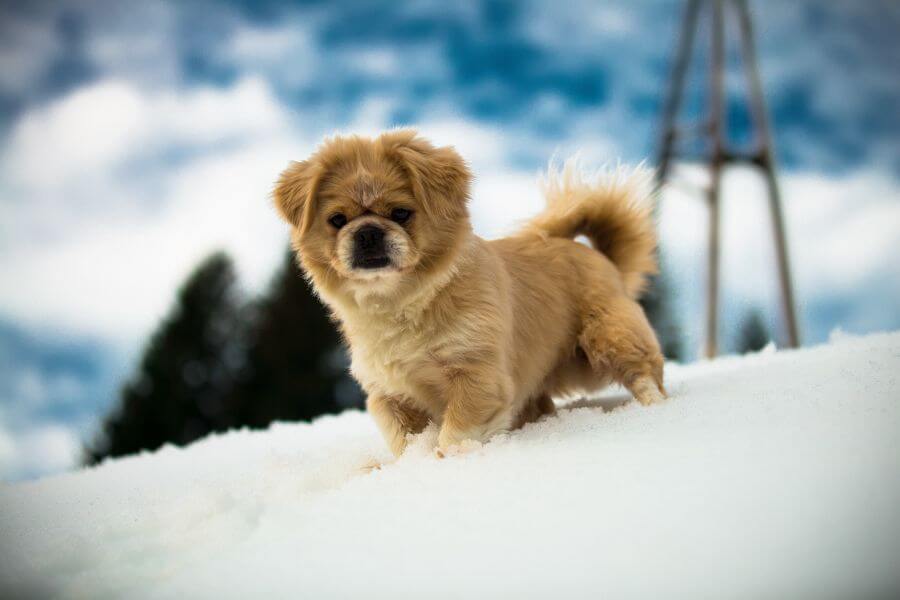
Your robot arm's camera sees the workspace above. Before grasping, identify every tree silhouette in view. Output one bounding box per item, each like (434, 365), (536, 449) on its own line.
(87, 249), (363, 463)
(87, 252), (243, 462)
(640, 264), (683, 361)
(736, 309), (770, 354)
(228, 251), (362, 427)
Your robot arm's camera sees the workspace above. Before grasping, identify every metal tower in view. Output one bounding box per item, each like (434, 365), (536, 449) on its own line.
(657, 0), (800, 357)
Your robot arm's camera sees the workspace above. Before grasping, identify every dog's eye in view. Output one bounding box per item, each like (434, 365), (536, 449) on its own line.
(328, 213), (348, 229)
(390, 208), (412, 224)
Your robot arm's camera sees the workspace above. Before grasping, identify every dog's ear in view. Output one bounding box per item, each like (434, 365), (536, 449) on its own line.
(273, 159), (325, 234)
(380, 129), (471, 218)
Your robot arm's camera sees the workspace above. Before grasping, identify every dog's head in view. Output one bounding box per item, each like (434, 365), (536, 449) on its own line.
(274, 130), (471, 292)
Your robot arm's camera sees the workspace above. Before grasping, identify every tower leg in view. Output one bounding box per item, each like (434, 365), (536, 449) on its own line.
(705, 170), (722, 358)
(735, 0), (801, 348)
(657, 0), (701, 188)
(656, 0), (800, 357)
(704, 0), (726, 358)
(761, 165), (800, 348)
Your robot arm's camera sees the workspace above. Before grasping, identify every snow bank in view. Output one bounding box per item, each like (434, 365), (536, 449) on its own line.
(2, 332), (899, 599)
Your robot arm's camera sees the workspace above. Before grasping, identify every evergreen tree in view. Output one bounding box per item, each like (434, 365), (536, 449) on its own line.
(87, 252), (243, 462)
(736, 309), (770, 354)
(87, 249), (361, 463)
(228, 251), (362, 427)
(640, 263), (683, 361)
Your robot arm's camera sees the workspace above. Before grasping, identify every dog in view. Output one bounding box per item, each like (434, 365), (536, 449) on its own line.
(273, 129), (666, 457)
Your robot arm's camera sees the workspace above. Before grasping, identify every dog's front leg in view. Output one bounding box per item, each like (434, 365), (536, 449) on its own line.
(437, 365), (513, 454)
(367, 394), (429, 457)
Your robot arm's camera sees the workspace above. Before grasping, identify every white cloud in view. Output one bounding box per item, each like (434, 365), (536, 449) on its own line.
(418, 119), (510, 169)
(344, 47), (402, 77)
(471, 171), (545, 239)
(226, 20), (321, 88)
(660, 165), (900, 296)
(4, 79), (144, 178)
(785, 172), (900, 294)
(2, 76), (287, 191)
(0, 420), (80, 481)
(0, 139), (301, 345)
(0, 77), (309, 346)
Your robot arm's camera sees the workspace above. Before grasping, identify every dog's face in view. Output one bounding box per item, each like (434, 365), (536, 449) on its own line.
(274, 130), (471, 293)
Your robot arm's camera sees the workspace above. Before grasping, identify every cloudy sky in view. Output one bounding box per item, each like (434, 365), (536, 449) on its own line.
(1, 0), (898, 480)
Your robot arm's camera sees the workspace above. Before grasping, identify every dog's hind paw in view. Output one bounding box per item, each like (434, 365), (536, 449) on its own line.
(631, 376), (667, 406)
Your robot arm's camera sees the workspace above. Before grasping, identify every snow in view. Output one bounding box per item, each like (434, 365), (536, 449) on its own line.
(2, 332), (899, 599)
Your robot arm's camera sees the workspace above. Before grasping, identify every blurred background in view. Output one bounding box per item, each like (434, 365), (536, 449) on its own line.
(0, 0), (898, 481)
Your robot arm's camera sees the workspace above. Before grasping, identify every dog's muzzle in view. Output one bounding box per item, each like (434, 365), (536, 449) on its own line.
(352, 225), (391, 269)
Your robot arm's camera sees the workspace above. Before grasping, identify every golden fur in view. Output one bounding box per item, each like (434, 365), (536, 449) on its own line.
(274, 129), (666, 456)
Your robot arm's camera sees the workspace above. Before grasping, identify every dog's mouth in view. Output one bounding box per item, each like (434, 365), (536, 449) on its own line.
(352, 255), (392, 270)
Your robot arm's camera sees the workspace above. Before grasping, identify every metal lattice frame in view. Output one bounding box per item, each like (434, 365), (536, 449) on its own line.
(657, 0), (800, 357)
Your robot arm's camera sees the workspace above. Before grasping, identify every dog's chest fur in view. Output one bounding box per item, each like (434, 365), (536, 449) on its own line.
(349, 319), (427, 391)
(338, 304), (474, 416)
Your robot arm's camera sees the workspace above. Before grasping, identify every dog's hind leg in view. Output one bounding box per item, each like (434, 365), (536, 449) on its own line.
(578, 295), (666, 406)
(513, 393), (557, 429)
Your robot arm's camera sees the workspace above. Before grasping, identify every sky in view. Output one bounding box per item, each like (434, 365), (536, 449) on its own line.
(0, 0), (898, 480)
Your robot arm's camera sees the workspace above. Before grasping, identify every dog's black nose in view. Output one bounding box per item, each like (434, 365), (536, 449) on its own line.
(354, 225), (385, 252)
(352, 225), (390, 269)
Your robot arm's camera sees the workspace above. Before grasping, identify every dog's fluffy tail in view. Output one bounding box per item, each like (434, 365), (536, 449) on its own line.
(524, 158), (659, 298)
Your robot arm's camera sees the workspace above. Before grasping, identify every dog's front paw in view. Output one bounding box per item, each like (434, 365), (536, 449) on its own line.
(437, 425), (463, 453)
(436, 424), (481, 457)
(435, 438), (483, 459)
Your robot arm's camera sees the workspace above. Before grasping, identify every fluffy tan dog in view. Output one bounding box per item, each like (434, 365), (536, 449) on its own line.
(274, 130), (666, 456)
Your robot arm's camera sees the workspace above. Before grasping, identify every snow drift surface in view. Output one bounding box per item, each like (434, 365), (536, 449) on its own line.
(2, 332), (899, 599)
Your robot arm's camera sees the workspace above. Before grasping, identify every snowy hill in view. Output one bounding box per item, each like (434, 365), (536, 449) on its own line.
(1, 332), (899, 599)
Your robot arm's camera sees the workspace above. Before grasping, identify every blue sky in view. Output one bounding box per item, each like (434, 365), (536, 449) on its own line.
(1, 0), (898, 480)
